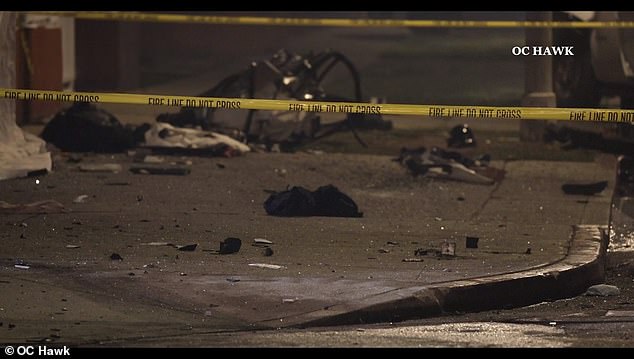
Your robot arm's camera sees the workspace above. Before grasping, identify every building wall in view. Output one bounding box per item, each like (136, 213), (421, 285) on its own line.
(0, 11), (17, 140)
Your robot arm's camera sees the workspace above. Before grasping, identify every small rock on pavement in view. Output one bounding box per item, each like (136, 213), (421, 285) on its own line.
(585, 284), (620, 297)
(110, 253), (123, 261)
(263, 247), (274, 256)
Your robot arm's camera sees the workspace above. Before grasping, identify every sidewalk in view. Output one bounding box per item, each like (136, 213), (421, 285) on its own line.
(0, 148), (615, 344)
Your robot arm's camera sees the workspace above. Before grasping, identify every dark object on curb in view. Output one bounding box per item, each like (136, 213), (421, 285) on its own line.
(41, 102), (143, 152)
(110, 253), (123, 261)
(177, 244), (198, 251)
(129, 164), (191, 176)
(466, 236), (479, 249)
(263, 247), (274, 257)
(618, 155), (634, 183)
(545, 123), (634, 155)
(220, 237), (242, 254)
(561, 181), (608, 195)
(447, 123), (476, 148)
(264, 184), (363, 217)
(156, 49), (391, 150)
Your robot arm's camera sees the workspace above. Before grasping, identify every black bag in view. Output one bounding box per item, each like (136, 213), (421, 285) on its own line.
(264, 185), (363, 218)
(41, 102), (140, 152)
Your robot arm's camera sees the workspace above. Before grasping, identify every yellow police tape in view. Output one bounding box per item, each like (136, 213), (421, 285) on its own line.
(2, 87), (634, 124)
(26, 11), (634, 28)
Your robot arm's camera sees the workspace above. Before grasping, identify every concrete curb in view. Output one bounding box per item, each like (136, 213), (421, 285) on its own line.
(264, 225), (608, 328)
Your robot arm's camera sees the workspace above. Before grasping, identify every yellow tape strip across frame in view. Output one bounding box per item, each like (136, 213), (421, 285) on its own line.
(3, 87), (634, 124)
(25, 11), (634, 28)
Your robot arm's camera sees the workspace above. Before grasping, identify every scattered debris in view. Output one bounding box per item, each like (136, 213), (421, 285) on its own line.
(457, 196), (465, 201)
(585, 284), (620, 297)
(394, 147), (495, 185)
(110, 253), (123, 261)
(20, 233), (26, 239)
(73, 195), (89, 203)
(562, 181), (608, 195)
(0, 200), (66, 214)
(248, 263), (285, 270)
(220, 237), (242, 254)
(129, 164), (191, 176)
(264, 184), (363, 217)
(414, 248), (441, 257)
(441, 242), (456, 256)
(72, 219), (82, 225)
(216, 163), (225, 169)
(378, 248), (390, 254)
(65, 245), (80, 249)
(14, 264), (30, 270)
(387, 241), (399, 246)
(525, 248), (532, 255)
(402, 258), (424, 263)
(179, 272), (187, 276)
(263, 247), (274, 256)
(177, 244), (198, 251)
(156, 48), (388, 150)
(466, 236), (479, 249)
(142, 122), (250, 157)
(254, 238), (273, 245)
(447, 123), (476, 148)
(226, 278), (240, 283)
(282, 298), (297, 304)
(78, 163), (122, 173)
(128, 272), (135, 276)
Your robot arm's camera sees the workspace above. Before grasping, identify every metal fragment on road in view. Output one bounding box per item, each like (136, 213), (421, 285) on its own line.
(72, 195), (89, 203)
(177, 244), (198, 251)
(248, 263), (285, 270)
(141, 242), (174, 246)
(254, 238), (273, 245)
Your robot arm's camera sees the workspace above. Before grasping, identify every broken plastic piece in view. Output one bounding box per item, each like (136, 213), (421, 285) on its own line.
(220, 237), (242, 254)
(466, 236), (479, 249)
(177, 244), (198, 251)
